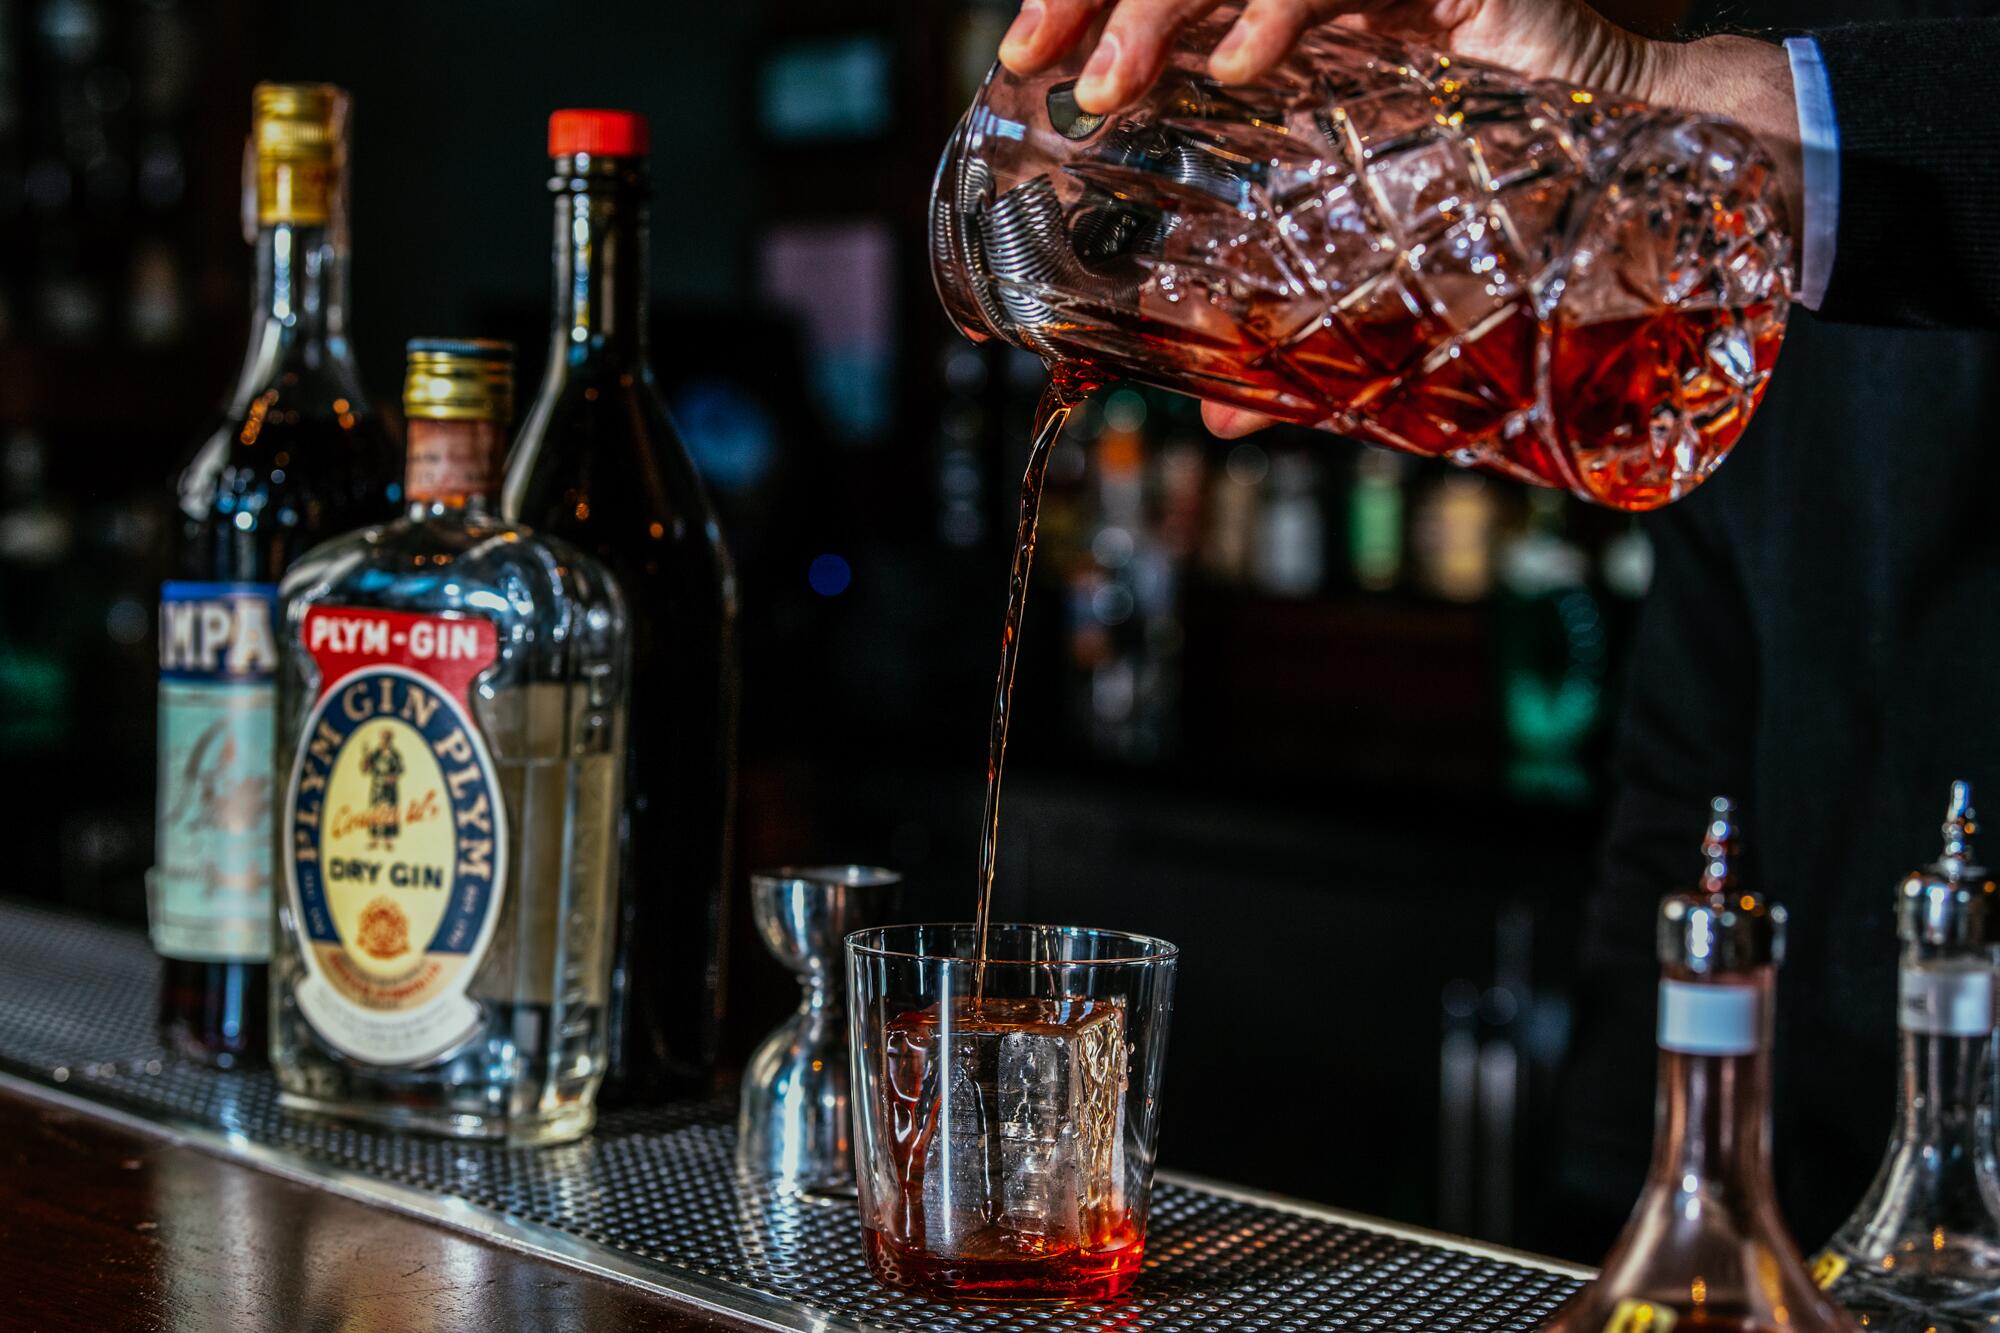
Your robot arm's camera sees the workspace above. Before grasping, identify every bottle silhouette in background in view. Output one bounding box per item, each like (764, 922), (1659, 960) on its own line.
(503, 109), (738, 1098)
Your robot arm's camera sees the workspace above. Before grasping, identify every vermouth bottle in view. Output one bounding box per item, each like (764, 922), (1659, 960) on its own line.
(273, 340), (628, 1145)
(502, 109), (739, 1097)
(1811, 782), (2000, 1331)
(152, 83), (398, 1067)
(1543, 799), (1854, 1333)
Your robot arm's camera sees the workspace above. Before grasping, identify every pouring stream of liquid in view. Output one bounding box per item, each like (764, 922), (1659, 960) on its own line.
(973, 368), (1098, 1001)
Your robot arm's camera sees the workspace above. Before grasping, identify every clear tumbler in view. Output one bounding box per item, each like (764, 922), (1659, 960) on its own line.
(848, 923), (1177, 1300)
(932, 5), (1794, 509)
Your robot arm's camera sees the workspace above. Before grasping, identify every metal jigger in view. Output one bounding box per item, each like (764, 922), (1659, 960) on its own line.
(737, 866), (902, 1195)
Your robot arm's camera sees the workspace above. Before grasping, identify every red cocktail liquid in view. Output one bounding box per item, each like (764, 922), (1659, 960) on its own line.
(870, 996), (1136, 1300)
(862, 1217), (1145, 1301)
(1047, 300), (1781, 512)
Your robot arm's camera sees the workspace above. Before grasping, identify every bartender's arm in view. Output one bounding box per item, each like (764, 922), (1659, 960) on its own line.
(1002, 2), (2000, 424)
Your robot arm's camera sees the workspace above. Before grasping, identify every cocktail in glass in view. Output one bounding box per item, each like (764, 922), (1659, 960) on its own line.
(848, 923), (1177, 1300)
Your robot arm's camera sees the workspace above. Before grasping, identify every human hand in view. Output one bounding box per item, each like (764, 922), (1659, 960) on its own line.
(997, 0), (1799, 439)
(999, 0), (1665, 121)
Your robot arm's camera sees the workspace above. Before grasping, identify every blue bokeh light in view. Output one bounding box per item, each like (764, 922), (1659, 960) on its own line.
(807, 553), (852, 597)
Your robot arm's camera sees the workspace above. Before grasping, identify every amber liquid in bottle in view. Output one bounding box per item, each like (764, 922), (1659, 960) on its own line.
(502, 124), (737, 1097)
(158, 86), (398, 1066)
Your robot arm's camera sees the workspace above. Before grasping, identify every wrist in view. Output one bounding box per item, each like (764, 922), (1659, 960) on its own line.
(1567, 12), (1675, 107)
(1650, 35), (1805, 236)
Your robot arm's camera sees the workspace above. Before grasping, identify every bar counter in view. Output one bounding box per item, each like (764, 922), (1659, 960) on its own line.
(0, 900), (1588, 1331)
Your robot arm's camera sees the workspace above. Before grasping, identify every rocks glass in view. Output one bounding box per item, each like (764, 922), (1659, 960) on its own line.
(847, 923), (1177, 1300)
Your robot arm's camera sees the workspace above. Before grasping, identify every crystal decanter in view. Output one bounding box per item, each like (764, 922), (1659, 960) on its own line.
(1812, 782), (2000, 1331)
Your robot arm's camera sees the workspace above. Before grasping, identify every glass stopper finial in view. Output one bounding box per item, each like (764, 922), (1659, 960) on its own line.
(1701, 795), (1739, 897)
(1942, 780), (1977, 865)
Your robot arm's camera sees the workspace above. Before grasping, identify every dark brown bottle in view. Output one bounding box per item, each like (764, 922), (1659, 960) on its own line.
(501, 109), (739, 1097)
(153, 84), (399, 1067)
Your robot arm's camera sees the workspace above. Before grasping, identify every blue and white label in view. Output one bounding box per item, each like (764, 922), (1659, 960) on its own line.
(151, 581), (280, 961)
(1900, 963), (1995, 1036)
(1657, 980), (1762, 1055)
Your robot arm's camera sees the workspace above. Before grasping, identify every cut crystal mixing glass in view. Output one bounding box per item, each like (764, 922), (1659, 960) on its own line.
(931, 8), (1795, 510)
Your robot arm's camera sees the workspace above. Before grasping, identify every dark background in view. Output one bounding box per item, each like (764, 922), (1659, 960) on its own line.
(0, 0), (1706, 1263)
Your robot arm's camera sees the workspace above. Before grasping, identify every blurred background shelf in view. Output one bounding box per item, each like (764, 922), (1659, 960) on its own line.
(0, 340), (219, 430)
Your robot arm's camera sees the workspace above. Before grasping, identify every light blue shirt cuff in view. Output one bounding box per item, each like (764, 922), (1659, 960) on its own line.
(1783, 35), (1839, 310)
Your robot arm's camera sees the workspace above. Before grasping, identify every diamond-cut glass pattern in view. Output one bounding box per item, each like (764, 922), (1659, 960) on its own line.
(933, 15), (1793, 510)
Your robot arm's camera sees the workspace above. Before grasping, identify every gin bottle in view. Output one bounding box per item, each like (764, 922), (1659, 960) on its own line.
(273, 340), (628, 1145)
(155, 83), (399, 1068)
(1543, 799), (1854, 1332)
(1812, 783), (2000, 1331)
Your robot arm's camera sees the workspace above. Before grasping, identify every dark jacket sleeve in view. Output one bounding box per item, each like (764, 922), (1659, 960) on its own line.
(1813, 21), (2000, 326)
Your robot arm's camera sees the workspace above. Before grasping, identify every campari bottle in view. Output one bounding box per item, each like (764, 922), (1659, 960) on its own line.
(152, 83), (398, 1066)
(271, 340), (628, 1145)
(503, 109), (739, 1098)
(1811, 782), (2000, 1331)
(1542, 799), (1854, 1333)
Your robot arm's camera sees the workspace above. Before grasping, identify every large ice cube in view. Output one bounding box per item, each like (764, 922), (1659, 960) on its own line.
(885, 996), (1127, 1258)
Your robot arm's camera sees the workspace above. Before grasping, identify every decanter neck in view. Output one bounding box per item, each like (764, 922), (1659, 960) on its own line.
(1649, 1044), (1775, 1195)
(1646, 966), (1779, 1202)
(1890, 981), (1993, 1153)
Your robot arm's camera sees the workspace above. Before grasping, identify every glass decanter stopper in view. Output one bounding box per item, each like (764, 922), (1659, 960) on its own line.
(1812, 781), (2000, 1331)
(1543, 798), (1855, 1332)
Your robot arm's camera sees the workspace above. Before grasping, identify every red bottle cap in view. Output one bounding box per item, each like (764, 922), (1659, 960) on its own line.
(548, 109), (650, 159)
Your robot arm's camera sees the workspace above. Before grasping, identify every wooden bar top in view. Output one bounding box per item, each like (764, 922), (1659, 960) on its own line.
(0, 1084), (761, 1332)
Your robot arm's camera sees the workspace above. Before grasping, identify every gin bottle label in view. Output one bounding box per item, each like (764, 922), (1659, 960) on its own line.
(283, 606), (506, 1065)
(153, 581), (280, 961)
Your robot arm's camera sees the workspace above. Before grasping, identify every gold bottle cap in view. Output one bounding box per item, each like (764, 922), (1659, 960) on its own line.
(403, 339), (515, 423)
(254, 82), (343, 160)
(253, 82), (347, 226)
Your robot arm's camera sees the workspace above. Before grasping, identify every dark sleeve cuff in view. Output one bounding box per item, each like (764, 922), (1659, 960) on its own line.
(1811, 20), (2000, 327)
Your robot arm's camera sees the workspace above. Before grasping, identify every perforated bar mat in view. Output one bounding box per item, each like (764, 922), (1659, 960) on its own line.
(0, 901), (1584, 1331)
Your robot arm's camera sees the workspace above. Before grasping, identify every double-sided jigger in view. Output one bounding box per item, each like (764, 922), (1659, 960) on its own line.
(737, 865), (903, 1194)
